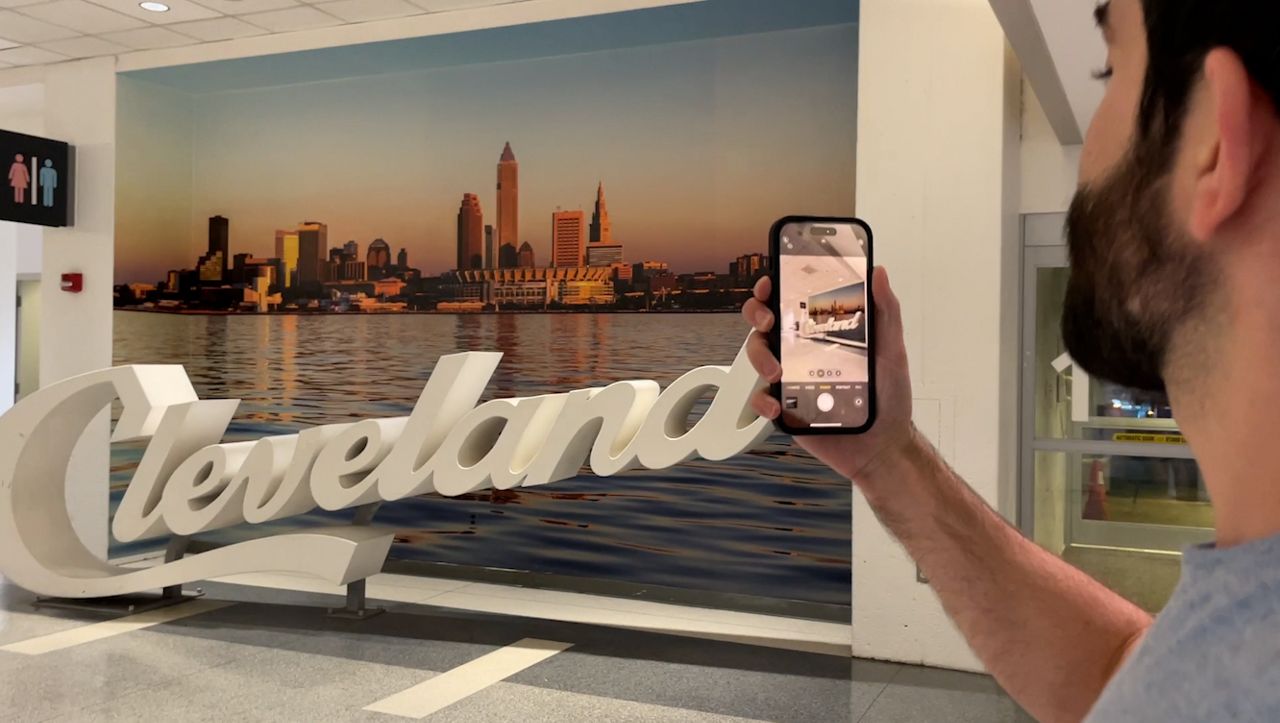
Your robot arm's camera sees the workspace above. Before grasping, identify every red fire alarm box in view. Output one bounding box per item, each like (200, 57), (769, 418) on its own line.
(60, 273), (82, 293)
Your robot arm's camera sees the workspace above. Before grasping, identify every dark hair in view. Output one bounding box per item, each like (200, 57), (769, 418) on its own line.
(1139, 1), (1280, 160)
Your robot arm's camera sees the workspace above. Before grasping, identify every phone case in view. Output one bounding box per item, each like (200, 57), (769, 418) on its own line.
(768, 215), (877, 435)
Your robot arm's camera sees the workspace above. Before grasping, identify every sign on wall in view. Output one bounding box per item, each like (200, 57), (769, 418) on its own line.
(1, 128), (72, 228)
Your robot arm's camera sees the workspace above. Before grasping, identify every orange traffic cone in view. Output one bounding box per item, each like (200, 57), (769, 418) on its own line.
(1083, 459), (1109, 521)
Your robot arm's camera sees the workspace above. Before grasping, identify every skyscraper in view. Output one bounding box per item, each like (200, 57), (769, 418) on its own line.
(209, 216), (229, 279)
(496, 142), (518, 253)
(397, 248), (408, 269)
(589, 182), (612, 244)
(296, 221), (328, 286)
(518, 241), (535, 268)
(343, 240), (359, 258)
(551, 210), (586, 268)
(274, 230), (300, 288)
(457, 193), (484, 270)
(499, 242), (518, 269)
(367, 239), (391, 270)
(484, 225), (495, 269)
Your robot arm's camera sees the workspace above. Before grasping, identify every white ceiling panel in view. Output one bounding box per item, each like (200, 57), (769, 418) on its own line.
(20, 0), (146, 34)
(0, 44), (67, 65)
(85, 0), (221, 24)
(190, 0), (298, 14)
(38, 34), (130, 57)
(167, 16), (270, 41)
(0, 9), (80, 42)
(408, 0), (509, 11)
(0, 0), (45, 7)
(242, 5), (340, 32)
(315, 0), (421, 23)
(102, 25), (199, 49)
(0, 37), (18, 50)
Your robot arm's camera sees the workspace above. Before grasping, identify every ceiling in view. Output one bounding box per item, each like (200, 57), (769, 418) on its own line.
(0, 0), (524, 67)
(989, 0), (1106, 145)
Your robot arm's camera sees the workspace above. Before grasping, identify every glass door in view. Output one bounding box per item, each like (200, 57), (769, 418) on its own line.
(1019, 214), (1211, 609)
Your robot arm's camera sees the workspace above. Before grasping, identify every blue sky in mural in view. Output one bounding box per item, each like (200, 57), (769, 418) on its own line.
(130, 0), (859, 92)
(117, 0), (859, 283)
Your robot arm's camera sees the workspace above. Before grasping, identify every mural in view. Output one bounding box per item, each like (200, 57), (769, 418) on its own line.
(112, 0), (858, 605)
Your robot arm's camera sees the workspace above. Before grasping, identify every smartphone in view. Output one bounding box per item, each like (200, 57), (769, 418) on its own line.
(768, 216), (875, 435)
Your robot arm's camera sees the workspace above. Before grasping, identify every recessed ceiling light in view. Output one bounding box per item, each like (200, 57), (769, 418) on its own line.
(139, 2), (170, 12)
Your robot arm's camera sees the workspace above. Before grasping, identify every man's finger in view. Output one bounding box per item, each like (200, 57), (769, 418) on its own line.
(747, 331), (782, 382)
(753, 275), (772, 303)
(872, 266), (908, 361)
(742, 298), (774, 333)
(751, 391), (781, 420)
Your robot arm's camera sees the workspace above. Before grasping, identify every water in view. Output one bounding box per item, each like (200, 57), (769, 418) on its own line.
(112, 311), (851, 605)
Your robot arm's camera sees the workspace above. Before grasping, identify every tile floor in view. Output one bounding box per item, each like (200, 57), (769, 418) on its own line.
(0, 570), (1030, 721)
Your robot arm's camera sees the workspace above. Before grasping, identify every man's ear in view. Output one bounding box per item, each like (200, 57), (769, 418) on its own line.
(1186, 48), (1264, 240)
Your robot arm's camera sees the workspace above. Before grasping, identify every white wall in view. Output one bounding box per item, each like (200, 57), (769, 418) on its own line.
(854, 0), (1023, 671)
(1021, 79), (1081, 214)
(34, 58), (118, 559)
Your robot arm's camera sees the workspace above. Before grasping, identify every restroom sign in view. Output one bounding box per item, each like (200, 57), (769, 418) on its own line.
(2, 128), (72, 228)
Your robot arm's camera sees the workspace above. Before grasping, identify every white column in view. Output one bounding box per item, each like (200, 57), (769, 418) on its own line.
(0, 84), (45, 415)
(854, 0), (1023, 671)
(39, 58), (117, 560)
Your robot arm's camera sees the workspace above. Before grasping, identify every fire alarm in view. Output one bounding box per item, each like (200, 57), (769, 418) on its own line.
(60, 273), (83, 293)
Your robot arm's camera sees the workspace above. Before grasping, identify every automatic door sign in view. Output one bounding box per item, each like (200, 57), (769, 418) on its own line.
(2, 128), (72, 227)
(1113, 433), (1187, 445)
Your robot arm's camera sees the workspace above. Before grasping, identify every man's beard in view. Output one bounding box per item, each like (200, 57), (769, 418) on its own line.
(1062, 147), (1212, 394)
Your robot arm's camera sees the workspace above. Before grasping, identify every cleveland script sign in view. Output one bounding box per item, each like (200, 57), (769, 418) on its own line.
(0, 339), (771, 598)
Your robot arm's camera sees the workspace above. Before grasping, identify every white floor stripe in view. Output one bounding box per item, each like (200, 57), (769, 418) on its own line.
(364, 638), (573, 719)
(425, 590), (851, 657)
(0, 600), (233, 656)
(201, 569), (851, 655)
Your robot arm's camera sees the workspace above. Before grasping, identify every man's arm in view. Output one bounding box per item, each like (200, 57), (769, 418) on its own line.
(745, 269), (1150, 721)
(859, 428), (1152, 723)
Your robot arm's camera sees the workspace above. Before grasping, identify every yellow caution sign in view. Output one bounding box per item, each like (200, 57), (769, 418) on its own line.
(1113, 433), (1187, 445)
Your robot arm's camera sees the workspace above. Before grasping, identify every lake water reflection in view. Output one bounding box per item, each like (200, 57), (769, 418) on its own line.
(112, 311), (851, 605)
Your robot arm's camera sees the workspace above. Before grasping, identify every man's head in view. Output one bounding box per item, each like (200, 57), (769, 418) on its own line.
(1063, 0), (1280, 392)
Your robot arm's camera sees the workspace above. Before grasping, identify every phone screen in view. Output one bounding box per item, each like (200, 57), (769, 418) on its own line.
(776, 220), (871, 430)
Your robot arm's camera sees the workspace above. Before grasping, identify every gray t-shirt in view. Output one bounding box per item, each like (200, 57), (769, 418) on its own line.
(1086, 534), (1280, 721)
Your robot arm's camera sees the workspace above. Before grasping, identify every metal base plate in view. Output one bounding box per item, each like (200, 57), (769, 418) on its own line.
(326, 605), (386, 620)
(33, 589), (206, 616)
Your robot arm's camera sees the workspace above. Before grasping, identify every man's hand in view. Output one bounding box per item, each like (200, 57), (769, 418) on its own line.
(741, 266), (917, 486)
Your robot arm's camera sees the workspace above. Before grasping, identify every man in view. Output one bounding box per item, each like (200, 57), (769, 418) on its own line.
(743, 1), (1280, 720)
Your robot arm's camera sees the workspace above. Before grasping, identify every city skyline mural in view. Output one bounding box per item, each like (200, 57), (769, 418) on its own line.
(115, 2), (857, 291)
(111, 0), (859, 606)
